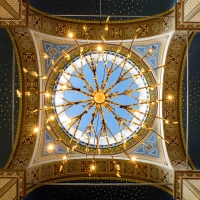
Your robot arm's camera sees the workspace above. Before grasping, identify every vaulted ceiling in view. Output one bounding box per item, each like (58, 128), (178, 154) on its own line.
(0, 0), (200, 199)
(29, 0), (176, 21)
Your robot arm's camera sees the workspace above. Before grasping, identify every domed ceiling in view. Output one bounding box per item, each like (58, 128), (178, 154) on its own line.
(27, 29), (172, 169)
(1, 1), (200, 199)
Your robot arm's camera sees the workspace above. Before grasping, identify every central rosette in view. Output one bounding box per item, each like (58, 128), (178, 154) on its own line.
(53, 51), (150, 148)
(94, 91), (106, 104)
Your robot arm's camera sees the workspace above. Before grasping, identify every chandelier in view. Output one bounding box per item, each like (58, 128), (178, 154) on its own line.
(17, 24), (177, 177)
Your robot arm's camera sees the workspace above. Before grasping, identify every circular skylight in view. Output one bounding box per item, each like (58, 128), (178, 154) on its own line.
(52, 51), (150, 148)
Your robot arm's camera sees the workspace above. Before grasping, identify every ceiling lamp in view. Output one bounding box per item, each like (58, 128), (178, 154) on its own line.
(17, 23), (178, 177)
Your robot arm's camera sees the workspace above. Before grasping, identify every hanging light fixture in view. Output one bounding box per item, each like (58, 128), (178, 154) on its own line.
(18, 19), (178, 177)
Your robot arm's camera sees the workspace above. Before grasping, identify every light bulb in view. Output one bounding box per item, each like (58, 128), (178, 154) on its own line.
(47, 143), (55, 152)
(127, 52), (131, 58)
(66, 118), (71, 124)
(97, 45), (103, 52)
(33, 127), (39, 133)
(63, 155), (67, 160)
(148, 46), (155, 54)
(91, 164), (95, 170)
(68, 32), (73, 38)
(167, 95), (173, 100)
(131, 156), (136, 162)
(49, 115), (55, 121)
(45, 92), (50, 97)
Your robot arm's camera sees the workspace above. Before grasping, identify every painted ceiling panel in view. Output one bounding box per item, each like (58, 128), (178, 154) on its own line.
(42, 131), (67, 156)
(28, 31), (170, 168)
(132, 42), (161, 73)
(131, 132), (159, 158)
(0, 28), (20, 168)
(182, 32), (200, 170)
(42, 40), (74, 72)
(24, 180), (175, 200)
(30, 0), (176, 20)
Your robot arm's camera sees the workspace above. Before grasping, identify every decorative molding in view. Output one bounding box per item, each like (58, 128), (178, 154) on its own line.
(28, 9), (174, 40)
(175, 0), (200, 30)
(6, 28), (41, 169)
(0, 0), (29, 28)
(179, 32), (196, 170)
(174, 170), (200, 200)
(163, 32), (187, 168)
(0, 169), (26, 199)
(27, 159), (173, 194)
(14, 30), (172, 169)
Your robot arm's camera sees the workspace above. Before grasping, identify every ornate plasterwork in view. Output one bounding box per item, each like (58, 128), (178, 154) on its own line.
(10, 14), (189, 192)
(32, 120), (166, 168)
(175, 0), (200, 30)
(182, 179), (200, 200)
(179, 32), (197, 170)
(128, 33), (170, 83)
(26, 159), (174, 194)
(174, 170), (200, 200)
(24, 31), (173, 172)
(31, 43), (155, 159)
(0, 169), (26, 199)
(0, 0), (29, 27)
(163, 32), (188, 169)
(8, 28), (40, 169)
(184, 0), (200, 22)
(28, 9), (174, 40)
(42, 40), (74, 72)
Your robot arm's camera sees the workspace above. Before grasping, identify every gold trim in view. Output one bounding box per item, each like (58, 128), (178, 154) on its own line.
(179, 31), (196, 169)
(29, 6), (174, 24)
(4, 28), (23, 169)
(0, 178), (17, 197)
